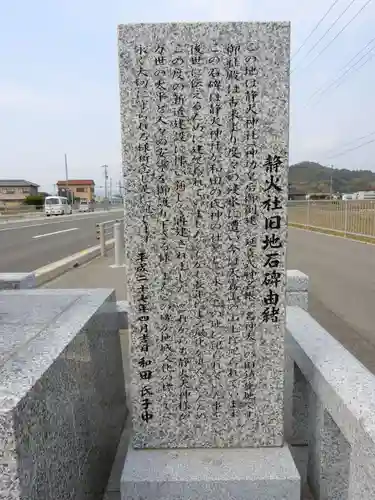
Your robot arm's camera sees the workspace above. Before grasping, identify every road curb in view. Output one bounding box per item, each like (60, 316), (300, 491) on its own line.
(289, 222), (375, 245)
(34, 239), (115, 287)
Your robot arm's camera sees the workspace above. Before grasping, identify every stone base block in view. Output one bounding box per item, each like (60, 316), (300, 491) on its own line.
(0, 272), (36, 289)
(121, 445), (300, 499)
(0, 289), (127, 500)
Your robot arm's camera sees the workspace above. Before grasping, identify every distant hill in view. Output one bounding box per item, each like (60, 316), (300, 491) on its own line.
(289, 162), (375, 194)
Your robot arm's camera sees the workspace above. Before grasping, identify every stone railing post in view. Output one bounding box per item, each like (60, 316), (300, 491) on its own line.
(286, 270), (309, 310)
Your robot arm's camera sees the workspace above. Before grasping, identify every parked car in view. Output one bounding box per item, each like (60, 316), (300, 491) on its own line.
(44, 196), (72, 216)
(78, 199), (95, 212)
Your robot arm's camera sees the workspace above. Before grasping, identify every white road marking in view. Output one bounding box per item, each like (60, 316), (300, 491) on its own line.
(0, 211), (122, 233)
(33, 228), (78, 239)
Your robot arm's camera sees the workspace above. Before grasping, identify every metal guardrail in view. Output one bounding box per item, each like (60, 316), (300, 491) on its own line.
(288, 199), (375, 239)
(96, 219), (125, 261)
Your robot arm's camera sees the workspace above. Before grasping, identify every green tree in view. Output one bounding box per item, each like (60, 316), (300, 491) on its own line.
(24, 195), (45, 207)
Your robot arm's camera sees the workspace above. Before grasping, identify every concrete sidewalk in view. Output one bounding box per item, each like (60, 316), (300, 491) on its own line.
(43, 249), (127, 300)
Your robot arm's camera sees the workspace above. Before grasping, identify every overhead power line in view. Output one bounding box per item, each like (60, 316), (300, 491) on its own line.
(298, 0), (374, 74)
(307, 37), (375, 103)
(327, 137), (375, 159)
(291, 0), (357, 74)
(291, 0), (341, 62)
(324, 52), (374, 95)
(310, 53), (375, 106)
(326, 130), (375, 155)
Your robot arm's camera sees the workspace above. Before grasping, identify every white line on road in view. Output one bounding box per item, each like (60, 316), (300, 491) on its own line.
(0, 211), (122, 233)
(33, 228), (78, 239)
(0, 208), (121, 226)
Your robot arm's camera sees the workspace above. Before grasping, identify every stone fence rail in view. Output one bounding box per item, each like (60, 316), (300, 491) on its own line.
(285, 306), (375, 499)
(0, 269), (310, 297)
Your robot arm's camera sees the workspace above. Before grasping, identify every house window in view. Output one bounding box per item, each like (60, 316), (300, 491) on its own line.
(5, 188), (15, 194)
(22, 188), (30, 194)
(76, 187), (86, 193)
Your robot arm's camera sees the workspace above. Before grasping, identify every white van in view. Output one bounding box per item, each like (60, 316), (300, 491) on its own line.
(44, 196), (72, 216)
(78, 199), (95, 212)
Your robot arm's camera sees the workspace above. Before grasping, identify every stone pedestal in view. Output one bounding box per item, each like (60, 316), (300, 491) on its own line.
(121, 446), (300, 500)
(0, 289), (127, 500)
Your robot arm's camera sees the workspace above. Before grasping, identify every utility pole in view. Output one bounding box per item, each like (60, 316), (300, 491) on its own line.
(328, 164), (334, 198)
(117, 180), (124, 204)
(101, 165), (108, 200)
(61, 153), (69, 199)
(109, 176), (113, 202)
(64, 153), (69, 187)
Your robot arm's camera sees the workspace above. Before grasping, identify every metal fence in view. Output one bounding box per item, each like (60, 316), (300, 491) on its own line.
(288, 200), (375, 239)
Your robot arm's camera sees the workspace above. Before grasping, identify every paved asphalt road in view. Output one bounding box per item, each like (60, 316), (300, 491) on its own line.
(0, 209), (123, 273)
(287, 228), (375, 373)
(3, 215), (374, 373)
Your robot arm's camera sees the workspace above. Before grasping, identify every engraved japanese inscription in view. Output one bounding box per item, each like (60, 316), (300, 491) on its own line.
(118, 22), (290, 448)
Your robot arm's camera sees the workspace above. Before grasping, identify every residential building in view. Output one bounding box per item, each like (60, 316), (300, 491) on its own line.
(288, 184), (306, 200)
(0, 179), (39, 207)
(56, 179), (95, 201)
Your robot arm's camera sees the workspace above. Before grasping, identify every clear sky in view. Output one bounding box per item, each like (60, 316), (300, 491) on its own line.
(1, 0), (375, 193)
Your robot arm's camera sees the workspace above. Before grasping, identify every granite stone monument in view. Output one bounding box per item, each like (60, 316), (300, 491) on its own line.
(119, 21), (299, 499)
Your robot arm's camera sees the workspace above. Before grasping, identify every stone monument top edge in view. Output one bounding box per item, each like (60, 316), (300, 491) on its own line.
(118, 21), (291, 27)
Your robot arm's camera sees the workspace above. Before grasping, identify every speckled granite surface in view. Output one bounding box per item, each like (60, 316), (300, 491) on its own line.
(121, 446), (300, 500)
(286, 270), (308, 292)
(0, 289), (127, 500)
(287, 306), (375, 499)
(118, 21), (290, 448)
(0, 273), (36, 290)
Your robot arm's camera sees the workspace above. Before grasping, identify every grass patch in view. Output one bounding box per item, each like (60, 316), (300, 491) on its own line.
(289, 222), (375, 244)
